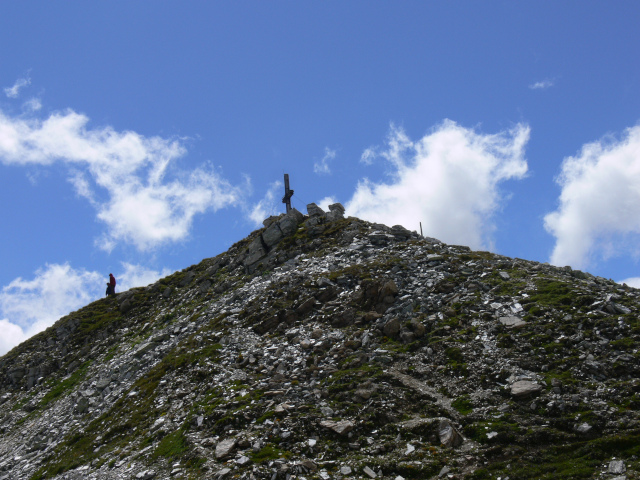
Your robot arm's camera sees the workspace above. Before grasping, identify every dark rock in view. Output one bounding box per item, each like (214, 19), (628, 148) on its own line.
(307, 203), (325, 217)
(244, 238), (267, 266)
(399, 329), (415, 343)
(199, 279), (212, 293)
(326, 203), (345, 221)
(316, 285), (339, 303)
(75, 397), (89, 414)
(409, 319), (426, 337)
(179, 271), (196, 287)
(279, 208), (304, 235)
(95, 378), (111, 390)
(119, 299), (134, 314)
(262, 223), (284, 247)
(383, 318), (401, 337)
(296, 297), (316, 316)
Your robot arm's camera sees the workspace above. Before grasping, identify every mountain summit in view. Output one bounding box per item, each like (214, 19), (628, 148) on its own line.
(1, 204), (639, 480)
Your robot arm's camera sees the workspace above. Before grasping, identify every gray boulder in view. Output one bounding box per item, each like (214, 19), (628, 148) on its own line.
(326, 203), (345, 221)
(215, 437), (237, 459)
(319, 420), (354, 435)
(608, 460), (626, 474)
(95, 378), (111, 390)
(438, 419), (463, 447)
(510, 380), (542, 398)
(136, 470), (156, 480)
(262, 223), (284, 247)
(179, 271), (196, 287)
(329, 202), (345, 214)
(119, 299), (134, 314)
(279, 208), (304, 234)
(499, 316), (527, 328)
(244, 238), (267, 266)
(262, 215), (281, 228)
(307, 203), (325, 217)
(75, 396), (89, 414)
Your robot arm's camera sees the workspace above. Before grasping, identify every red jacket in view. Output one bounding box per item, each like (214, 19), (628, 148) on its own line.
(109, 274), (116, 287)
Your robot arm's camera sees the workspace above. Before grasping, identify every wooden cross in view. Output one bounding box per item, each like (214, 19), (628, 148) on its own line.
(282, 174), (294, 213)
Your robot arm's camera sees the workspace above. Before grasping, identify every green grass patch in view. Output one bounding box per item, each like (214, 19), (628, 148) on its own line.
(250, 444), (290, 463)
(504, 432), (640, 479)
(452, 395), (473, 415)
(30, 430), (98, 479)
(445, 346), (464, 363)
(611, 337), (635, 351)
(543, 342), (564, 354)
(256, 410), (276, 424)
(76, 304), (122, 337)
(152, 429), (189, 459)
(522, 279), (576, 312)
(32, 330), (221, 478)
(39, 361), (91, 409)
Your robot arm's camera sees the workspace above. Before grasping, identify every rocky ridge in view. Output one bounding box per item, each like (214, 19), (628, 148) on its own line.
(1, 203), (639, 480)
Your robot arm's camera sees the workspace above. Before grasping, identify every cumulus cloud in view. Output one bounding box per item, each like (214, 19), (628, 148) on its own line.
(619, 277), (640, 289)
(248, 180), (282, 226)
(314, 147), (336, 175)
(0, 109), (244, 250)
(3, 76), (30, 98)
(0, 263), (102, 355)
(529, 79), (554, 90)
(0, 319), (31, 359)
(317, 196), (337, 212)
(544, 125), (640, 269)
(117, 262), (172, 291)
(346, 121), (530, 249)
(0, 262), (171, 355)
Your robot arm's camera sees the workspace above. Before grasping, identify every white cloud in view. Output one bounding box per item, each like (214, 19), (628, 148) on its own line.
(619, 277), (640, 289)
(0, 263), (102, 326)
(360, 147), (377, 165)
(117, 262), (172, 291)
(248, 180), (283, 226)
(346, 121), (530, 249)
(0, 263), (102, 355)
(23, 97), (42, 111)
(317, 196), (337, 212)
(529, 79), (554, 90)
(544, 125), (640, 269)
(0, 262), (172, 355)
(4, 76), (31, 98)
(0, 108), (244, 250)
(314, 147), (336, 175)
(0, 319), (31, 358)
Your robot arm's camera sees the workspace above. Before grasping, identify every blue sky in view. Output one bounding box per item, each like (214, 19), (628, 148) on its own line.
(1, 2), (639, 354)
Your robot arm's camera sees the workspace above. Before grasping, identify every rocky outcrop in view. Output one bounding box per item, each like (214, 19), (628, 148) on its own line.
(0, 210), (639, 480)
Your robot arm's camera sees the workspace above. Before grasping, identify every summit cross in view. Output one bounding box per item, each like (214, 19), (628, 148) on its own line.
(282, 174), (294, 213)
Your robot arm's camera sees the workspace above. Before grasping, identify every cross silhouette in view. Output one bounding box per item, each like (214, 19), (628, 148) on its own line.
(282, 174), (294, 213)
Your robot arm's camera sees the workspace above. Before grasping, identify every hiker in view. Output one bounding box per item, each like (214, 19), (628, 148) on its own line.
(106, 273), (116, 297)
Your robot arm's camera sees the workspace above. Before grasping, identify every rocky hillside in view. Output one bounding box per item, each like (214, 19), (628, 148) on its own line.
(1, 204), (639, 480)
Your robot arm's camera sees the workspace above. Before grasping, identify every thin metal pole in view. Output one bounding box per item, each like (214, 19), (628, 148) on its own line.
(420, 222), (423, 238)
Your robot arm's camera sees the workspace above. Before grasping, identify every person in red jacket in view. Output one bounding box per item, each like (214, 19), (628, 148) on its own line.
(106, 273), (116, 297)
